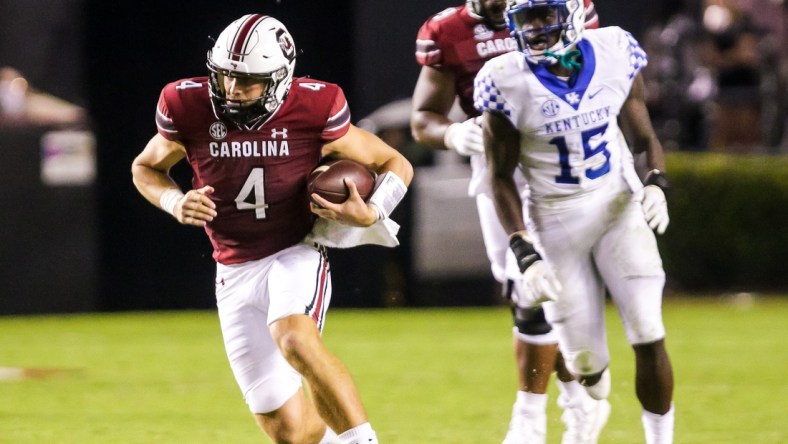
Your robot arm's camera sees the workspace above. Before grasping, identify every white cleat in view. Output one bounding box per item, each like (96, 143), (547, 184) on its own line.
(502, 408), (547, 444)
(559, 395), (611, 444)
(583, 368), (611, 401)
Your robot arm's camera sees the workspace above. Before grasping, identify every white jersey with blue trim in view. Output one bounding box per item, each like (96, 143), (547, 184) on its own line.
(474, 26), (645, 205)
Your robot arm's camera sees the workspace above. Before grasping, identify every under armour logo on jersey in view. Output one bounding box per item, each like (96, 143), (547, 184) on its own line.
(565, 92), (581, 105)
(271, 128), (288, 139)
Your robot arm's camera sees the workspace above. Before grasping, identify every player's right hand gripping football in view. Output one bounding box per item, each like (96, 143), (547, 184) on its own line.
(509, 231), (562, 307)
(310, 179), (377, 227)
(444, 117), (484, 156)
(172, 185), (217, 227)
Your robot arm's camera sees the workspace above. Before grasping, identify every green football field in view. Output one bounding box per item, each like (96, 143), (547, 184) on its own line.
(1, 295), (786, 443)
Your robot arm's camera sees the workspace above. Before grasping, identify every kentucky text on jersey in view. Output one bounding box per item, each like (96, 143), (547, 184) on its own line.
(476, 37), (517, 58)
(209, 139), (290, 157)
(543, 106), (611, 134)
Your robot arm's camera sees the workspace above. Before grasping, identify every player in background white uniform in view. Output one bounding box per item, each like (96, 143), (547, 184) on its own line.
(411, 1), (609, 443)
(475, 1), (675, 443)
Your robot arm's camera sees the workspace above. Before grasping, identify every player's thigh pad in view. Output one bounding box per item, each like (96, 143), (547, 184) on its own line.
(214, 243), (330, 413)
(595, 201), (666, 345)
(533, 206), (610, 375)
(267, 242), (331, 330)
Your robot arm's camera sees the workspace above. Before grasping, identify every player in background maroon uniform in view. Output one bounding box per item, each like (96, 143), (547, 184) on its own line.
(411, 1), (607, 443)
(132, 14), (412, 444)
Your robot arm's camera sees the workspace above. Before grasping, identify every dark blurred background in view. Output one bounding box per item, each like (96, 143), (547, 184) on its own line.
(1, 0), (785, 314)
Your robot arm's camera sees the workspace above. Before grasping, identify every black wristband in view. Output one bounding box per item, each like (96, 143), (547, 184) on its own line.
(644, 169), (669, 190)
(509, 233), (541, 273)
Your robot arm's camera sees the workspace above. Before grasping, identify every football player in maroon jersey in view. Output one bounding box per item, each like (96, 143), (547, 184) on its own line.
(411, 1), (608, 443)
(132, 14), (412, 444)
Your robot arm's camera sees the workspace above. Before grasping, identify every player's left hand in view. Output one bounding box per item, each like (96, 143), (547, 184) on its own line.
(310, 178), (377, 227)
(444, 117), (484, 156)
(635, 185), (669, 235)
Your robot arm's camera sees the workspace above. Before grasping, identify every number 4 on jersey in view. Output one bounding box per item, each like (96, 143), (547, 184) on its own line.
(299, 82), (326, 91)
(175, 80), (203, 90)
(235, 168), (269, 219)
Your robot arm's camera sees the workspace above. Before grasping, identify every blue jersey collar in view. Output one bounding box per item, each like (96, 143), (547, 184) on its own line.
(527, 39), (595, 111)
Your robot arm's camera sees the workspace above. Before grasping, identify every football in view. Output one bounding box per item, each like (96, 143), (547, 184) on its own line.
(308, 159), (375, 204)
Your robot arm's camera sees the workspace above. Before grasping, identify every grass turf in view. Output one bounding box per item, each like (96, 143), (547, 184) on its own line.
(0, 295), (786, 443)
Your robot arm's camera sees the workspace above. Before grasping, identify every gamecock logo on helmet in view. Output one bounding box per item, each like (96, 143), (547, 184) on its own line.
(276, 29), (295, 60)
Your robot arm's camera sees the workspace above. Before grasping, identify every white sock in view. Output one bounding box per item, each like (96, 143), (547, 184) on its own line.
(642, 404), (675, 444)
(514, 390), (548, 414)
(319, 426), (339, 444)
(338, 422), (378, 444)
(557, 379), (587, 403)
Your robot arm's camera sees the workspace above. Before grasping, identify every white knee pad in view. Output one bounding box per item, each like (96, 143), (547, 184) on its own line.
(561, 352), (611, 400)
(629, 325), (666, 347)
(615, 278), (667, 346)
(245, 372), (302, 414)
(562, 349), (609, 377)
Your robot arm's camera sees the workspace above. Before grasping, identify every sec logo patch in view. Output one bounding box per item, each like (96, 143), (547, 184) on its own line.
(541, 100), (560, 117)
(209, 121), (228, 140)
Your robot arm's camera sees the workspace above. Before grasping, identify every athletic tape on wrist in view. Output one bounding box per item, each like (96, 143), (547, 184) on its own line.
(367, 171), (407, 220)
(644, 169), (669, 190)
(160, 188), (184, 216)
(443, 122), (459, 151)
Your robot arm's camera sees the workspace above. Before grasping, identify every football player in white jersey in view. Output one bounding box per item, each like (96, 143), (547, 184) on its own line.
(474, 1), (675, 443)
(411, 2), (609, 442)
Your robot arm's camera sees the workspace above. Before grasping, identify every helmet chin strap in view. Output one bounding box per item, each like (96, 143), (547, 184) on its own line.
(544, 49), (582, 70)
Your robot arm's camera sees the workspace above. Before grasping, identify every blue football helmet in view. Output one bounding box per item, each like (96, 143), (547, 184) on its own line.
(505, 0), (586, 65)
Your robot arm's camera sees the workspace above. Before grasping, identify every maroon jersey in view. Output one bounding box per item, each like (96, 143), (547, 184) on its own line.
(415, 2), (600, 117)
(155, 77), (351, 264)
(416, 6), (514, 117)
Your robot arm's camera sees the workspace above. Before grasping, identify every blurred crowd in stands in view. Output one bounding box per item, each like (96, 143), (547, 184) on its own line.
(358, 0), (788, 160)
(1, 0), (785, 154)
(641, 0), (786, 154)
(0, 67), (87, 129)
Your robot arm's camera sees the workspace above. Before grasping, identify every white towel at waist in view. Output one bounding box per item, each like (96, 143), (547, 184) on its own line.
(304, 217), (400, 248)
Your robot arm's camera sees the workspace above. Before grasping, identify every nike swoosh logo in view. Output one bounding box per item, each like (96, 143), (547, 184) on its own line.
(588, 88), (603, 99)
